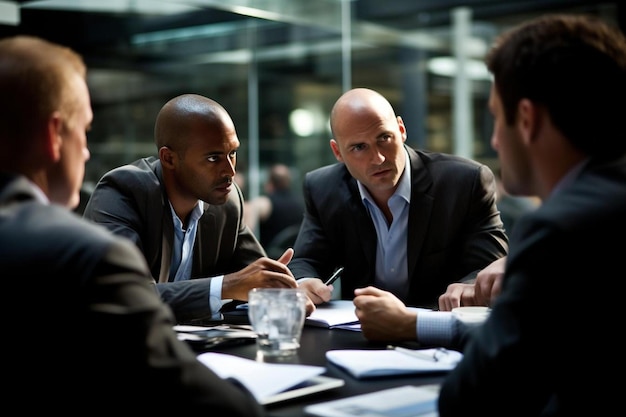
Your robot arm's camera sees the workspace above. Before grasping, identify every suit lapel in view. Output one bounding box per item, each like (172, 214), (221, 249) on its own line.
(193, 207), (217, 277)
(406, 148), (434, 281)
(346, 174), (378, 282)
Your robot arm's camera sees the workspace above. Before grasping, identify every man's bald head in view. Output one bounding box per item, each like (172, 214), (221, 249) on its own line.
(154, 93), (232, 153)
(329, 88), (396, 141)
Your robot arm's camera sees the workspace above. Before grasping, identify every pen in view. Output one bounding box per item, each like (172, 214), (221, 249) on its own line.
(386, 345), (440, 362)
(324, 267), (344, 286)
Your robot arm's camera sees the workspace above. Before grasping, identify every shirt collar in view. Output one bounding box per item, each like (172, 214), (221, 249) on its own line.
(27, 179), (50, 204)
(169, 200), (204, 229)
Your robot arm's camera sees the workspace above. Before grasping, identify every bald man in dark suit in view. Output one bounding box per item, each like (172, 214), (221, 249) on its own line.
(292, 88), (508, 310)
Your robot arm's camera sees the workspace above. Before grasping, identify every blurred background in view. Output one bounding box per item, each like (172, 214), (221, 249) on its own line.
(1, 0), (623, 202)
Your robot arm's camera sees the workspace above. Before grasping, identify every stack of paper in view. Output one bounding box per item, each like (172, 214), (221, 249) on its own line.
(197, 352), (344, 405)
(326, 348), (463, 379)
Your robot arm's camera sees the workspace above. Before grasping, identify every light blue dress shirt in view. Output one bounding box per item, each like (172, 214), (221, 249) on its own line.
(169, 201), (224, 318)
(357, 148), (411, 300)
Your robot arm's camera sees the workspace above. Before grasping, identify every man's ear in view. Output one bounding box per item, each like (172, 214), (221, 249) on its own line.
(330, 139), (343, 162)
(517, 98), (542, 145)
(45, 111), (63, 162)
(159, 146), (176, 168)
(397, 116), (407, 143)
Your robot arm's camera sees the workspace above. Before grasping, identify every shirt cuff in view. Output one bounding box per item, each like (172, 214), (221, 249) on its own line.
(416, 310), (455, 347)
(208, 275), (224, 319)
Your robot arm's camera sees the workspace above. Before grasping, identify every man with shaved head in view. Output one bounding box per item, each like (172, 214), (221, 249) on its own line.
(291, 87), (508, 312)
(84, 93), (310, 322)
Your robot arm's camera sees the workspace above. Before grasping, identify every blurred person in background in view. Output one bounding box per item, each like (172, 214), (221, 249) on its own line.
(245, 163), (304, 258)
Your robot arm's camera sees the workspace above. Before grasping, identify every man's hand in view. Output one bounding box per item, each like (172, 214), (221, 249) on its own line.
(222, 248), (298, 301)
(298, 278), (334, 306)
(438, 256), (506, 311)
(474, 255), (506, 306)
(353, 286), (417, 342)
(438, 283), (475, 311)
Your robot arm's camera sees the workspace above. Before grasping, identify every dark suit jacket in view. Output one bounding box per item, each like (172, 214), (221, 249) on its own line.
(83, 156), (266, 321)
(0, 173), (262, 414)
(439, 156), (626, 416)
(289, 146), (509, 308)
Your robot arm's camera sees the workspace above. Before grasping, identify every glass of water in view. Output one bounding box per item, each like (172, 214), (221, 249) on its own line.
(247, 287), (307, 357)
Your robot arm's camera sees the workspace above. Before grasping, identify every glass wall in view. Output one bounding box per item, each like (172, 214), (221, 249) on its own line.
(1, 0), (622, 200)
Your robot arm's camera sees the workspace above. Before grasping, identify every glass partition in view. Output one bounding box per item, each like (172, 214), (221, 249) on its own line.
(5, 0), (621, 198)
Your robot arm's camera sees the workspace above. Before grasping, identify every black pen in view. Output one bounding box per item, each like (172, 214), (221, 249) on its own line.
(324, 267), (344, 286)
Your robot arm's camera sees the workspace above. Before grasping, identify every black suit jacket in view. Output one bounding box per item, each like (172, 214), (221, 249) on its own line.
(289, 146), (509, 308)
(0, 173), (262, 414)
(439, 156), (626, 416)
(83, 156), (266, 321)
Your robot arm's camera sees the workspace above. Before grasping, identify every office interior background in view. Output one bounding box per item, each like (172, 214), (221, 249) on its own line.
(1, 0), (623, 201)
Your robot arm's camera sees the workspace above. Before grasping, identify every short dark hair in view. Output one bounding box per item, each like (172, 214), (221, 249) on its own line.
(485, 14), (626, 159)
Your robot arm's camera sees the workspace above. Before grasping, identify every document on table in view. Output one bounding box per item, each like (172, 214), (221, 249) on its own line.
(326, 348), (463, 379)
(197, 352), (344, 405)
(305, 300), (360, 330)
(304, 384), (440, 417)
(305, 301), (433, 331)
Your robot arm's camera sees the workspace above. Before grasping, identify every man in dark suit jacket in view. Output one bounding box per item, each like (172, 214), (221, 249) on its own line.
(84, 94), (304, 322)
(291, 88), (508, 309)
(352, 15), (626, 416)
(0, 35), (262, 414)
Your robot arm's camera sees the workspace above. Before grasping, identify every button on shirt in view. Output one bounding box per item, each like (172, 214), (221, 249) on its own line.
(358, 148), (411, 300)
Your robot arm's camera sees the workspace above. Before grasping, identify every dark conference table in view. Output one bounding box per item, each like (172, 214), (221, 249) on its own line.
(208, 315), (447, 417)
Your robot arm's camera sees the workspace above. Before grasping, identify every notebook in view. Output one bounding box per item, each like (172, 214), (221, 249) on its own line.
(304, 384), (440, 417)
(326, 348), (463, 379)
(197, 352), (344, 405)
(305, 300), (360, 329)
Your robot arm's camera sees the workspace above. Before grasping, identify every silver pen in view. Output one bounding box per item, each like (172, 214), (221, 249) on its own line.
(324, 267), (344, 285)
(387, 345), (440, 362)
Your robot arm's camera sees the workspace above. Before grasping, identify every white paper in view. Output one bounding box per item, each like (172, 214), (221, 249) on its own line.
(305, 300), (360, 328)
(326, 348), (463, 379)
(197, 352), (325, 402)
(305, 384), (440, 417)
(305, 302), (433, 330)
